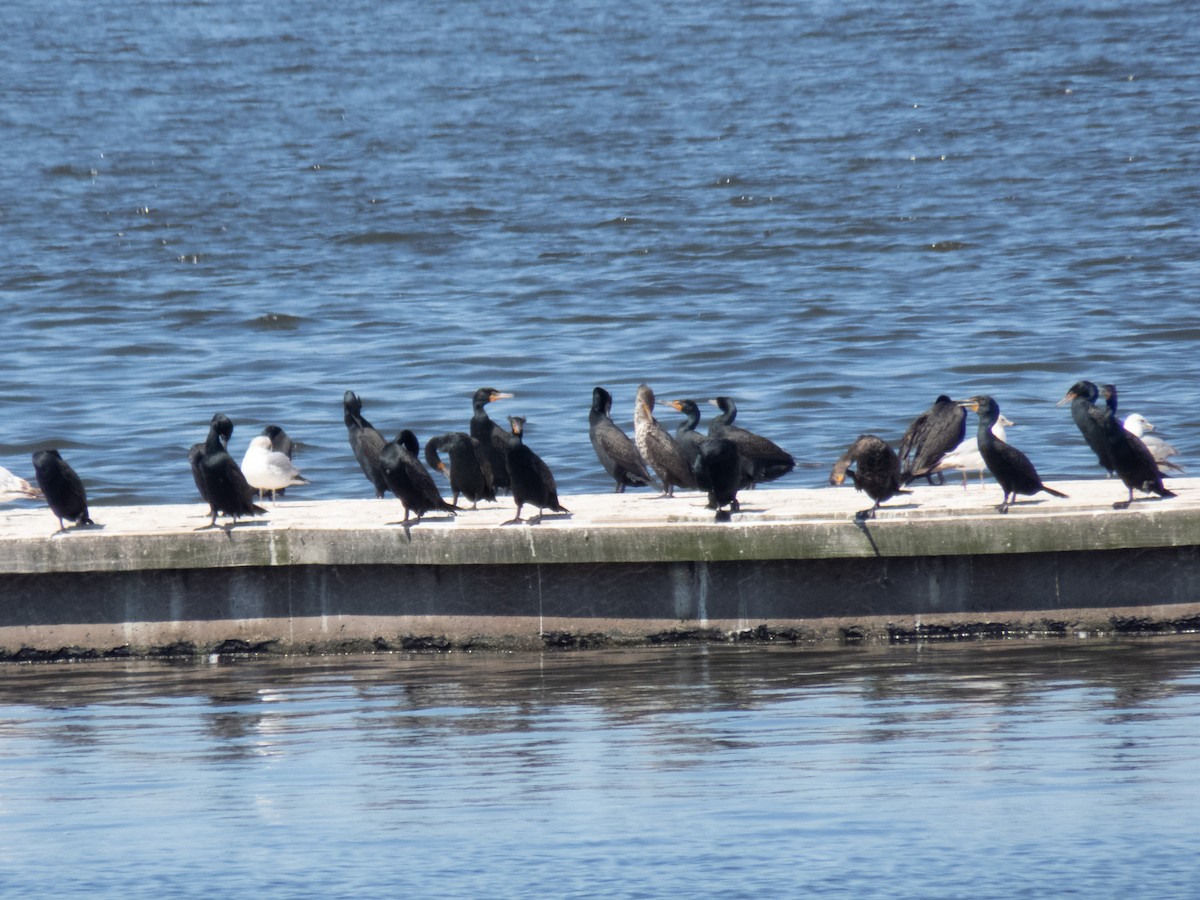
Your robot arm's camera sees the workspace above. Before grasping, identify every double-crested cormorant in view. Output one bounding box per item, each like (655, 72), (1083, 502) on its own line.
(31, 449), (94, 533)
(344, 390), (388, 498)
(1099, 384), (1174, 509)
(931, 414), (1013, 488)
(380, 430), (458, 524)
(666, 398), (705, 470)
(241, 433), (308, 503)
(0, 466), (41, 502)
(707, 397), (794, 484)
(192, 413), (267, 528)
(829, 435), (907, 520)
(898, 395), (966, 485)
(693, 436), (744, 522)
(471, 387), (514, 492)
(589, 386), (655, 493)
(1123, 414), (1185, 473)
(424, 432), (496, 508)
(1056, 380), (1114, 476)
(633, 384), (696, 497)
(960, 396), (1067, 513)
(503, 416), (568, 525)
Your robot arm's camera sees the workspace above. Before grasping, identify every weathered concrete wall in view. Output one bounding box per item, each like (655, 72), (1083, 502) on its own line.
(1, 479), (1199, 658)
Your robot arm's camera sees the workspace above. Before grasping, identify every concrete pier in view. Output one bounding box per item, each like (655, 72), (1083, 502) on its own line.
(2, 477), (1200, 658)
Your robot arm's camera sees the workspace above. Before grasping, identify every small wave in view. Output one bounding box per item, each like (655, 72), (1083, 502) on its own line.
(246, 313), (308, 332)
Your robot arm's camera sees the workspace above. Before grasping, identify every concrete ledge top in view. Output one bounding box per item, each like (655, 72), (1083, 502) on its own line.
(2, 477), (1199, 575)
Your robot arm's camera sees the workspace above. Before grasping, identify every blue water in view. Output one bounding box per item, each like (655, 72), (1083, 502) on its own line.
(2, 0), (1198, 506)
(1, 642), (1199, 898)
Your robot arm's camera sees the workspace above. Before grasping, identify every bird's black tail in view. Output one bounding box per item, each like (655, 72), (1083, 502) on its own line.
(1042, 486), (1069, 499)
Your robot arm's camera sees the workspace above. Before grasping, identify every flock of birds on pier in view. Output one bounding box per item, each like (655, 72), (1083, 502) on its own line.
(1, 380), (1186, 534)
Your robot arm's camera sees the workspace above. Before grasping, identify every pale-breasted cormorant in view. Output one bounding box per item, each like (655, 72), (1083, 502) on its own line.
(1123, 414), (1184, 473)
(633, 384), (696, 497)
(898, 395), (966, 486)
(344, 390), (388, 498)
(380, 430), (458, 524)
(1099, 384), (1174, 509)
(930, 414), (1013, 488)
(589, 387), (655, 493)
(829, 435), (908, 520)
(707, 397), (794, 485)
(1056, 381), (1114, 476)
(192, 413), (267, 528)
(503, 416), (568, 525)
(241, 433), (308, 503)
(960, 396), (1067, 514)
(31, 449), (94, 533)
(0, 466), (41, 502)
(471, 387), (514, 492)
(424, 432), (496, 508)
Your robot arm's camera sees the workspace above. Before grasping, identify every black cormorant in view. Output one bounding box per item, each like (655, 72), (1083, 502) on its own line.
(192, 413), (267, 528)
(829, 435), (907, 520)
(31, 449), (94, 533)
(503, 416), (568, 525)
(633, 384), (696, 497)
(471, 387), (515, 492)
(707, 397), (794, 485)
(693, 436), (744, 522)
(930, 414), (1013, 488)
(589, 387), (655, 493)
(666, 398), (705, 470)
(424, 432), (496, 508)
(380, 430), (458, 524)
(1056, 380), (1114, 476)
(343, 390), (388, 498)
(1099, 384), (1174, 509)
(898, 395), (966, 485)
(960, 396), (1067, 514)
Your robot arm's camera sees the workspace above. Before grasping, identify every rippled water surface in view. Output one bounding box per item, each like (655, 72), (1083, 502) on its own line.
(2, 0), (1198, 506)
(1, 642), (1199, 897)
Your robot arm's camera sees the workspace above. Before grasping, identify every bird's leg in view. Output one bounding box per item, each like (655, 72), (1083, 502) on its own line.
(529, 510), (544, 526)
(502, 503), (524, 526)
(1113, 488), (1134, 510)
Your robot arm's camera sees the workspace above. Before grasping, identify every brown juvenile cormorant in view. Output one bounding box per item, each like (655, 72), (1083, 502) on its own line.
(343, 390), (388, 498)
(471, 387), (515, 492)
(960, 396), (1067, 514)
(31, 449), (95, 533)
(633, 384), (696, 497)
(1056, 380), (1115, 477)
(424, 432), (496, 508)
(503, 416), (568, 525)
(693, 436), (744, 522)
(589, 387), (655, 493)
(1099, 384), (1174, 509)
(380, 430), (458, 524)
(829, 435), (908, 520)
(192, 413), (267, 529)
(898, 395), (966, 485)
(707, 396), (794, 485)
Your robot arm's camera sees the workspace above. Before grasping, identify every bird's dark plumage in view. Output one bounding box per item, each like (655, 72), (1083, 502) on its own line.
(381, 430), (458, 523)
(692, 436), (744, 522)
(471, 387), (515, 492)
(667, 398), (706, 470)
(32, 449), (94, 532)
(898, 395), (967, 486)
(424, 432), (496, 508)
(193, 413), (267, 528)
(633, 384), (697, 497)
(343, 390), (388, 498)
(1056, 380), (1114, 476)
(830, 435), (907, 520)
(962, 396), (1067, 514)
(589, 387), (655, 493)
(707, 397), (794, 485)
(503, 416), (568, 525)
(1099, 384), (1174, 509)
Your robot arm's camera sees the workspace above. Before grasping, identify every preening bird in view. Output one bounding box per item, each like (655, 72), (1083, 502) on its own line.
(471, 387), (515, 493)
(707, 396), (795, 485)
(829, 435), (907, 520)
(589, 386), (655, 493)
(241, 433), (309, 503)
(1099, 385), (1174, 509)
(343, 390), (388, 498)
(503, 416), (568, 525)
(898, 395), (966, 485)
(31, 449), (94, 533)
(960, 396), (1067, 514)
(633, 384), (696, 497)
(380, 430), (458, 524)
(424, 431), (496, 508)
(1057, 380), (1115, 477)
(191, 413), (266, 529)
